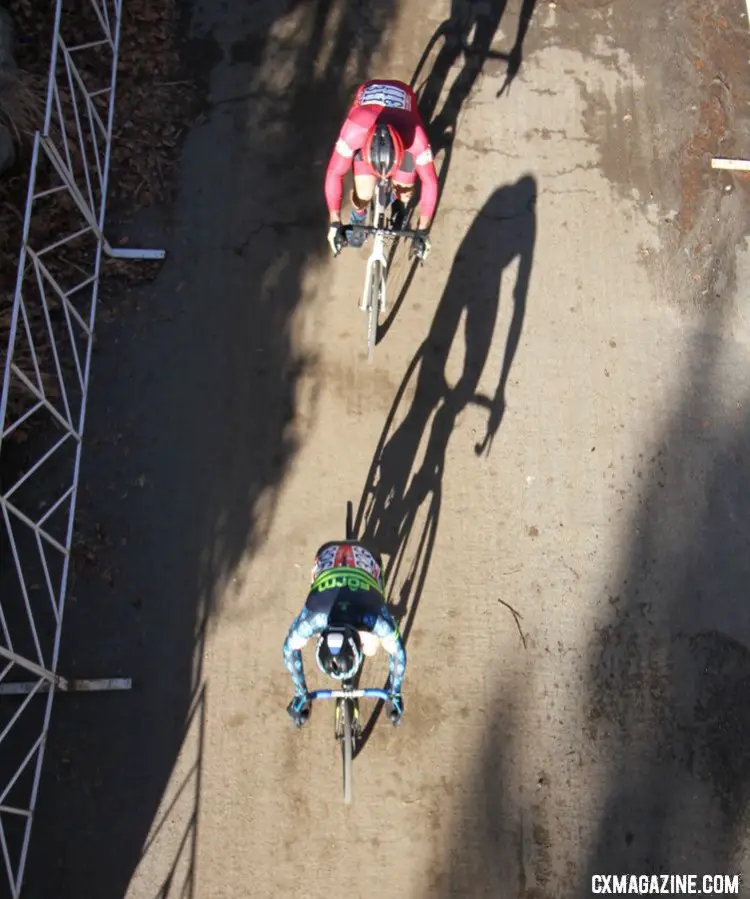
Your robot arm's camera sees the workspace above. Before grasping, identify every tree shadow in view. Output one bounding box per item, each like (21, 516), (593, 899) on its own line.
(11, 2), (402, 898)
(379, 0), (539, 342)
(578, 315), (750, 883)
(431, 301), (750, 892)
(353, 175), (536, 751)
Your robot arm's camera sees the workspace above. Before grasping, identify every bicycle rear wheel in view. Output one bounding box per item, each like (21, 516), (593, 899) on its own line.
(341, 699), (354, 804)
(366, 260), (382, 362)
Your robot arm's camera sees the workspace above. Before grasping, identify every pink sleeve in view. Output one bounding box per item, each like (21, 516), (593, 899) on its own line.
(324, 149), (351, 214)
(324, 112), (370, 214)
(412, 124), (439, 221)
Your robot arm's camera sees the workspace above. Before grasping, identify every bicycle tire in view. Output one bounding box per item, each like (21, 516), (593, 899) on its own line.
(342, 699), (354, 804)
(345, 501), (354, 539)
(366, 260), (382, 362)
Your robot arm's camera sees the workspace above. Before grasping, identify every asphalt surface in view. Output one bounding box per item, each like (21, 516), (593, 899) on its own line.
(13, 0), (750, 897)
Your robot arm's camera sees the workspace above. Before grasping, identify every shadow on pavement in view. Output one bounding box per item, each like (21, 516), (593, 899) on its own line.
(579, 312), (750, 884)
(415, 0), (540, 139)
(379, 0), (539, 343)
(431, 302), (750, 892)
(353, 175), (536, 751)
(15, 2), (400, 898)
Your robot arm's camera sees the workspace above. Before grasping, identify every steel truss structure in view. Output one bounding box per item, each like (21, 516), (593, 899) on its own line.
(0, 1), (164, 895)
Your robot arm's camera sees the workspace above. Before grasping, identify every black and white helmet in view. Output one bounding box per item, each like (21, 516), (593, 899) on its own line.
(316, 627), (363, 681)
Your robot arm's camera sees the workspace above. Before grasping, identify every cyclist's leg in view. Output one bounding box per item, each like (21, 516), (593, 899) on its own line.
(352, 153), (376, 210)
(349, 153), (376, 248)
(352, 176), (376, 213)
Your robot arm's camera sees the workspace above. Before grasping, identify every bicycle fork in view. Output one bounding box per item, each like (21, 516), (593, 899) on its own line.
(335, 698), (361, 738)
(360, 236), (388, 312)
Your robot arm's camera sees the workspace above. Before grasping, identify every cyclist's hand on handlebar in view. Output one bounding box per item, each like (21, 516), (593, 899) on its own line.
(388, 693), (404, 725)
(328, 223), (347, 256)
(287, 692), (311, 728)
(412, 230), (431, 264)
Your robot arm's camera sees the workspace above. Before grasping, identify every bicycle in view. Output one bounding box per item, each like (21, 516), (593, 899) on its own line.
(306, 501), (398, 804)
(338, 176), (426, 362)
(307, 682), (390, 804)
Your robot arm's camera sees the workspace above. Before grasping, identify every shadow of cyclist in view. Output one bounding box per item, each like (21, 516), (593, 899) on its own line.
(418, 0), (540, 131)
(354, 174), (537, 749)
(379, 0), (539, 342)
(418, 0), (539, 201)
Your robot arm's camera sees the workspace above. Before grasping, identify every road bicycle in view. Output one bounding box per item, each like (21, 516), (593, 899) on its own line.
(307, 681), (390, 804)
(306, 501), (396, 804)
(341, 176), (426, 362)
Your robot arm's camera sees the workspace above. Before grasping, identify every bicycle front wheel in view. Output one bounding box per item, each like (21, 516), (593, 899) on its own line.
(341, 699), (354, 804)
(367, 260), (382, 362)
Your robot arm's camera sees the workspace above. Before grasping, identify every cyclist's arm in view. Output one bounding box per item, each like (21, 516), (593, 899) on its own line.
(324, 143), (352, 224)
(282, 608), (327, 694)
(325, 115), (365, 223)
(325, 108), (373, 222)
(373, 610), (407, 694)
(412, 126), (438, 229)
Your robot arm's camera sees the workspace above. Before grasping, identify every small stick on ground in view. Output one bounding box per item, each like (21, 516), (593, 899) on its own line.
(559, 556), (580, 580)
(498, 598), (527, 650)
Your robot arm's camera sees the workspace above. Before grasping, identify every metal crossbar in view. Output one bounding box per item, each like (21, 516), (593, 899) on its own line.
(0, 0), (163, 895)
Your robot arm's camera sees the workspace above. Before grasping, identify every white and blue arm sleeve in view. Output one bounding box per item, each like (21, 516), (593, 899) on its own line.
(373, 608), (407, 694)
(282, 608), (327, 695)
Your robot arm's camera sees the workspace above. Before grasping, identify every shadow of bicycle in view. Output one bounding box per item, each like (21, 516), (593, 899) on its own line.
(351, 175), (537, 755)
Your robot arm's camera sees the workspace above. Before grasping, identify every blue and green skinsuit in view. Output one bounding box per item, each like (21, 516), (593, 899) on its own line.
(282, 556), (406, 696)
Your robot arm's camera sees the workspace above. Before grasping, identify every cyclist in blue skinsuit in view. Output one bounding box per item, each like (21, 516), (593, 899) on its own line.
(283, 541), (406, 727)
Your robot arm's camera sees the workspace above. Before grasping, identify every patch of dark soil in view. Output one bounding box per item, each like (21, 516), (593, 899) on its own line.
(545, 0), (750, 312)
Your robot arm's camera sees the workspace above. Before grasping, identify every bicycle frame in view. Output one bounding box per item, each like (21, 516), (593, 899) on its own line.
(359, 178), (391, 312)
(308, 679), (390, 804)
(341, 182), (422, 361)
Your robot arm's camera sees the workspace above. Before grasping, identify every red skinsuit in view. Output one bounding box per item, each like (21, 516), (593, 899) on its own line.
(324, 79), (439, 221)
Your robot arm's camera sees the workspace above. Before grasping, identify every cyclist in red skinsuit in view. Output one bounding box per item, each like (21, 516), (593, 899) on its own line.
(325, 79), (438, 257)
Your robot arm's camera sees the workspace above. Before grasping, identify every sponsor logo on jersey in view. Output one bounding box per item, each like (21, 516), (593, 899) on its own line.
(313, 567), (381, 594)
(359, 83), (412, 111)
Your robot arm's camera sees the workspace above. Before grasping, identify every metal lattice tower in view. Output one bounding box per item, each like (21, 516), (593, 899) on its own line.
(0, 1), (164, 894)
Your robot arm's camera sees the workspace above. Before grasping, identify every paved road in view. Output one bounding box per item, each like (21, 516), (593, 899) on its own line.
(18, 0), (750, 897)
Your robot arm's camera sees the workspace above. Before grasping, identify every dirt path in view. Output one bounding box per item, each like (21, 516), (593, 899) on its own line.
(15, 1), (750, 897)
